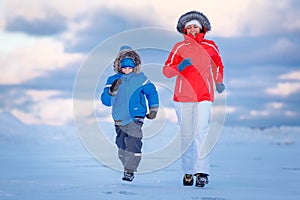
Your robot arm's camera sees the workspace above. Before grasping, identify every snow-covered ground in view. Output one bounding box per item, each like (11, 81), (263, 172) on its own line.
(0, 112), (300, 200)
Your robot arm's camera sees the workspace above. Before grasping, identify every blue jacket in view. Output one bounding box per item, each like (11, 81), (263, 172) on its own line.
(101, 72), (159, 125)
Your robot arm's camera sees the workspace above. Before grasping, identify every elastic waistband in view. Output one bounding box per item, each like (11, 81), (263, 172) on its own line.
(114, 117), (144, 126)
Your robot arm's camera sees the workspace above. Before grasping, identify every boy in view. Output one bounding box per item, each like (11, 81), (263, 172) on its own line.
(101, 46), (159, 181)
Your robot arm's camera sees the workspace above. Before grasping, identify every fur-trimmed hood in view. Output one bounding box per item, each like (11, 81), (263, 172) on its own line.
(113, 47), (142, 74)
(177, 11), (211, 34)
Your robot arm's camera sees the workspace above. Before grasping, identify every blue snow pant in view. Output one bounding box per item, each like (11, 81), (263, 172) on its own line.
(115, 119), (143, 173)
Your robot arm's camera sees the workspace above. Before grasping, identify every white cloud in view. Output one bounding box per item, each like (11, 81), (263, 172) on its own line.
(26, 90), (61, 101)
(73, 99), (100, 125)
(4, 0), (283, 37)
(279, 70), (300, 81)
(272, 38), (296, 53)
(11, 90), (74, 126)
(0, 38), (84, 84)
(266, 82), (300, 97)
(267, 38), (300, 61)
(3, 0), (299, 42)
(0, 32), (36, 53)
(239, 101), (298, 121)
(285, 111), (297, 117)
(236, 0), (300, 36)
(4, 0), (97, 21)
(2, 0), (300, 128)
(239, 103), (278, 120)
(212, 105), (236, 115)
(225, 106), (238, 114)
(267, 102), (283, 109)
(240, 109), (270, 120)
(250, 110), (270, 117)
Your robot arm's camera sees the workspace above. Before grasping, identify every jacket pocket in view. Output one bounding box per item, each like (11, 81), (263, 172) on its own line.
(206, 78), (211, 93)
(178, 77), (183, 93)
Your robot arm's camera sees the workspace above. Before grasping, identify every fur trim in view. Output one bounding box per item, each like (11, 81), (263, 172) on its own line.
(114, 49), (142, 74)
(177, 11), (211, 34)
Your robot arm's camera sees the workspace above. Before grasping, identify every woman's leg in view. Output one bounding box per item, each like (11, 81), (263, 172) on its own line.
(193, 101), (212, 175)
(176, 102), (197, 175)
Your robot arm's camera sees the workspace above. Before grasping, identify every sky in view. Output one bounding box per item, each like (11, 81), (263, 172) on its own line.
(1, 0), (300, 128)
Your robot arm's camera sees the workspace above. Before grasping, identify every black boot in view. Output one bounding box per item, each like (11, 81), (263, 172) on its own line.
(195, 173), (209, 187)
(122, 171), (134, 182)
(183, 174), (194, 186)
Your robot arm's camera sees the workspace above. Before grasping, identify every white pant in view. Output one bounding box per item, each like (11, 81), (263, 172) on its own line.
(175, 101), (212, 175)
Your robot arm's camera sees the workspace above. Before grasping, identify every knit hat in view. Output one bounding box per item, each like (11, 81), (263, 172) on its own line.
(121, 58), (135, 68)
(119, 45), (132, 52)
(177, 11), (211, 34)
(184, 19), (202, 29)
(113, 45), (142, 73)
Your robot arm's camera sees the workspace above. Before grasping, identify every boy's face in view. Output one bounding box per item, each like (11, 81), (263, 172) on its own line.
(121, 67), (133, 74)
(186, 24), (200, 37)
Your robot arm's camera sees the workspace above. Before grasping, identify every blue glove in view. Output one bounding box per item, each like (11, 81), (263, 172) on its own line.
(216, 83), (225, 93)
(178, 58), (192, 71)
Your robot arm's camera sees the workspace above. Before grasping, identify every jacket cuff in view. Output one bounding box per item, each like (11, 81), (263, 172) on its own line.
(108, 89), (117, 96)
(149, 107), (158, 112)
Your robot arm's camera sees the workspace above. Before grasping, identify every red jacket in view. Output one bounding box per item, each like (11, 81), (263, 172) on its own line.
(163, 33), (224, 102)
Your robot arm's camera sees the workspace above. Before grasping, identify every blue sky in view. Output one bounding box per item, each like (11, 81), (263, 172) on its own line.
(1, 0), (300, 127)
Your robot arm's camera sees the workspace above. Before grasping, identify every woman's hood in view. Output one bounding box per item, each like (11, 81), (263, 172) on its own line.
(177, 11), (211, 34)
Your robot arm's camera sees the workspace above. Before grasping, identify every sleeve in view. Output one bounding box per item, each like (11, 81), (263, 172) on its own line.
(208, 41), (224, 84)
(100, 75), (117, 106)
(142, 80), (159, 109)
(162, 44), (184, 78)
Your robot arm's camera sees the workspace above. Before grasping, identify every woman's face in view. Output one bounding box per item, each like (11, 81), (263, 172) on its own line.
(185, 24), (201, 37)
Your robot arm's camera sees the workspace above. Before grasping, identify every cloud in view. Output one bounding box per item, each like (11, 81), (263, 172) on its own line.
(0, 38), (84, 85)
(266, 102), (284, 109)
(268, 38), (300, 63)
(285, 111), (297, 116)
(238, 101), (298, 123)
(63, 7), (157, 52)
(3, 0), (300, 42)
(1, 0), (300, 128)
(3, 0), (97, 21)
(11, 89), (74, 126)
(237, 0), (300, 36)
(279, 70), (300, 81)
(5, 0), (286, 39)
(266, 82), (300, 97)
(5, 15), (67, 36)
(249, 110), (270, 118)
(238, 109), (269, 122)
(266, 71), (300, 97)
(222, 36), (300, 68)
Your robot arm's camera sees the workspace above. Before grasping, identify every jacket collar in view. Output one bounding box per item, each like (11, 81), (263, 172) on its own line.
(184, 33), (205, 44)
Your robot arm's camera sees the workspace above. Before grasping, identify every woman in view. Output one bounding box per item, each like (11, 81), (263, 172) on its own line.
(163, 11), (225, 187)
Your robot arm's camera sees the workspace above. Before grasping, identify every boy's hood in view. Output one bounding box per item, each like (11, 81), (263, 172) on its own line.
(114, 49), (142, 74)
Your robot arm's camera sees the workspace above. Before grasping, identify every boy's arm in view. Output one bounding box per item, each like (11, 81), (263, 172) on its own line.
(142, 81), (159, 119)
(101, 84), (112, 106)
(100, 75), (120, 106)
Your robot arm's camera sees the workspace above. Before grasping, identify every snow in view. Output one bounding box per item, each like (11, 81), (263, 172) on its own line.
(1, 112), (300, 200)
